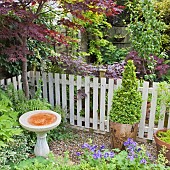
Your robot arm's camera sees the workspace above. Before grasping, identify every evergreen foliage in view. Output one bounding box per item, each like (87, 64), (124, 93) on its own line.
(109, 60), (142, 124)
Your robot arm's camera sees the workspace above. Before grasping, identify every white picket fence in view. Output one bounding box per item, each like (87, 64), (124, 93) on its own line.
(0, 71), (169, 140)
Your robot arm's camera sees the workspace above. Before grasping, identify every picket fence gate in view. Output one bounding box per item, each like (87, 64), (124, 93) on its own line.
(0, 71), (169, 140)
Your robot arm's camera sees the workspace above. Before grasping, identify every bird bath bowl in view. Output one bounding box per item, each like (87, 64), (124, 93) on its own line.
(19, 110), (61, 157)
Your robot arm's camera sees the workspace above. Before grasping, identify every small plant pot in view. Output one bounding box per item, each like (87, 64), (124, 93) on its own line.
(110, 122), (138, 150)
(154, 129), (170, 165)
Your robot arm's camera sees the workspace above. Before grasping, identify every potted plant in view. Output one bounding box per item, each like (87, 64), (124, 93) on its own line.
(154, 129), (170, 165)
(109, 60), (142, 150)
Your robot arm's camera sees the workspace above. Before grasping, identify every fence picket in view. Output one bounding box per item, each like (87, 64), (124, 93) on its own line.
(100, 78), (106, 131)
(93, 77), (99, 130)
(54, 73), (60, 106)
(117, 79), (122, 87)
(69, 75), (74, 125)
(138, 81), (149, 138)
(48, 73), (54, 106)
(6, 78), (11, 85)
(148, 83), (158, 139)
(0, 79), (4, 86)
(157, 84), (169, 130)
(42, 72), (48, 100)
(61, 74), (67, 113)
(17, 75), (22, 90)
(77, 76), (82, 126)
(114, 79), (122, 90)
(167, 109), (170, 129)
(12, 76), (17, 90)
(85, 76), (90, 128)
(35, 72), (40, 97)
(107, 79), (114, 132)
(158, 103), (166, 130)
(29, 71), (35, 94)
(35, 72), (40, 86)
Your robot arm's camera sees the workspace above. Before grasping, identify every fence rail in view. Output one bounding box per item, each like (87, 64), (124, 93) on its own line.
(1, 71), (169, 140)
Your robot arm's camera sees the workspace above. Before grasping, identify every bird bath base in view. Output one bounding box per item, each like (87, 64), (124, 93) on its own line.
(19, 110), (61, 157)
(34, 132), (49, 157)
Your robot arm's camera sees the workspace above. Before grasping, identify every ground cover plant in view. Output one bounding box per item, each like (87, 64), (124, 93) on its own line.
(12, 138), (170, 170)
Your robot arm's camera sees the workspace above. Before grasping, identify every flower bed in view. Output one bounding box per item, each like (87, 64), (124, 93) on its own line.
(13, 138), (169, 170)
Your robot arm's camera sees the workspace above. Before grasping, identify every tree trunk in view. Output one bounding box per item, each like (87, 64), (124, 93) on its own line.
(22, 59), (29, 98)
(21, 37), (29, 98)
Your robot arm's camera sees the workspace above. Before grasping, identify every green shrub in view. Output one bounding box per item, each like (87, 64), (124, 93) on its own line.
(0, 89), (22, 148)
(127, 0), (166, 81)
(157, 130), (170, 144)
(154, 0), (170, 52)
(0, 134), (33, 170)
(101, 46), (128, 64)
(109, 60), (142, 124)
(5, 83), (52, 115)
(15, 98), (52, 115)
(14, 153), (75, 170)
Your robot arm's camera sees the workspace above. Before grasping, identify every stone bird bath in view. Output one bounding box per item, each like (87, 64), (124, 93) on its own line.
(19, 110), (61, 157)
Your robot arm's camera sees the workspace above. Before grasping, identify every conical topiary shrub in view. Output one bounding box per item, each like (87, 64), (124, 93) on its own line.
(109, 60), (142, 149)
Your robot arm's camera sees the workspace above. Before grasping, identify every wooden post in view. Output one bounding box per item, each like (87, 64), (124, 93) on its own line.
(99, 68), (106, 78)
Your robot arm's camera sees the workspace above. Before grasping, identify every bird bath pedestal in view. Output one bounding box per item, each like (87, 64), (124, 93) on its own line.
(19, 110), (61, 157)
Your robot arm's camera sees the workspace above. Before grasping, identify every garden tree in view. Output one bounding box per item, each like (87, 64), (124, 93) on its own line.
(127, 0), (166, 81)
(0, 0), (123, 98)
(154, 0), (170, 53)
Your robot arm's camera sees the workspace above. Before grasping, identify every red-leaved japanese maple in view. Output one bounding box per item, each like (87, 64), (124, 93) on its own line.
(0, 0), (123, 97)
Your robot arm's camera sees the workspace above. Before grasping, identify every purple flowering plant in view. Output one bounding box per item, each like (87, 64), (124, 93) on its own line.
(75, 139), (168, 169)
(123, 138), (155, 167)
(76, 142), (115, 166)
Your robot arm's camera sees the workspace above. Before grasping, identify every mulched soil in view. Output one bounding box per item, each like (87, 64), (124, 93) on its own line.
(49, 125), (157, 164)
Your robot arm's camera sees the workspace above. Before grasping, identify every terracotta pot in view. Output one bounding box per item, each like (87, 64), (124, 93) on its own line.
(154, 129), (170, 165)
(110, 121), (138, 150)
